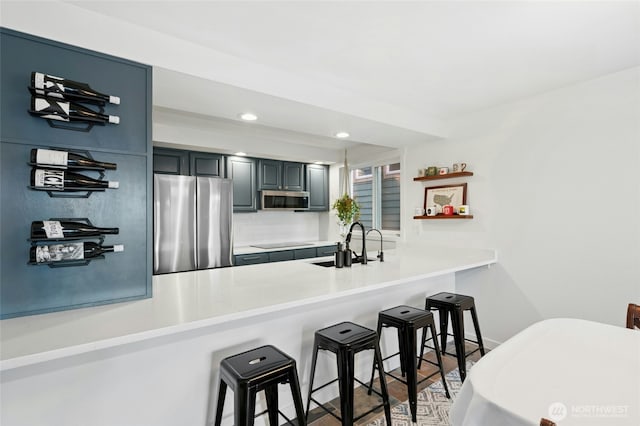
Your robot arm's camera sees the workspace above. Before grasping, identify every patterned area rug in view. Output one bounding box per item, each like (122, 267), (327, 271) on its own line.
(366, 362), (473, 426)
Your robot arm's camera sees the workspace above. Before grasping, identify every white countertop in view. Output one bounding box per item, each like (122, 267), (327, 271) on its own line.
(0, 243), (496, 371)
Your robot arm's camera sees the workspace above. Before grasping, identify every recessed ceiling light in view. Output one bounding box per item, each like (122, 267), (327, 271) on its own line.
(314, 161), (324, 165)
(335, 131), (350, 139)
(234, 152), (247, 156)
(240, 113), (258, 121)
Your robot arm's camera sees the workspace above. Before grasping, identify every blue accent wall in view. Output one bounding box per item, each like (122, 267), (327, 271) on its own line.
(0, 28), (153, 318)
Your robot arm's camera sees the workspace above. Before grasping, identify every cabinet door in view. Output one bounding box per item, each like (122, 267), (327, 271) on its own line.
(294, 247), (317, 259)
(259, 159), (282, 190)
(234, 253), (269, 266)
(153, 148), (189, 175)
(316, 245), (337, 257)
(283, 162), (305, 191)
(269, 250), (294, 262)
(226, 156), (257, 212)
(189, 152), (224, 177)
(306, 164), (329, 211)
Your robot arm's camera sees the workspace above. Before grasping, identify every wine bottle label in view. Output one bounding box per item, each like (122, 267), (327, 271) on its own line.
(108, 181), (119, 189)
(108, 115), (120, 124)
(34, 243), (83, 263)
(42, 221), (65, 239)
(113, 244), (124, 252)
(109, 96), (121, 105)
(33, 169), (64, 189)
(34, 97), (70, 122)
(35, 149), (68, 166)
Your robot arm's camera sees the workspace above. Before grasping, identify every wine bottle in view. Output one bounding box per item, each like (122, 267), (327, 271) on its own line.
(30, 242), (124, 263)
(31, 72), (120, 105)
(31, 220), (119, 240)
(30, 96), (120, 125)
(31, 168), (119, 191)
(30, 148), (117, 170)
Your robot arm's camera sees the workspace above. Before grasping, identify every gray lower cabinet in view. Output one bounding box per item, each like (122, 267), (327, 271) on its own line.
(294, 247), (317, 259)
(316, 245), (337, 257)
(269, 250), (294, 262)
(226, 156), (257, 212)
(234, 253), (269, 266)
(306, 164), (329, 211)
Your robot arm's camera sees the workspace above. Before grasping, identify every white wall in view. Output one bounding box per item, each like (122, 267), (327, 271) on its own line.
(404, 67), (640, 344)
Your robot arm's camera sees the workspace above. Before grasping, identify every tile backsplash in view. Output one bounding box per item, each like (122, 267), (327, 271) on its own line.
(234, 211), (327, 246)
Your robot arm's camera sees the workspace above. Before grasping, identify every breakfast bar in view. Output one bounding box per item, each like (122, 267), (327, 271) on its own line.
(0, 244), (495, 426)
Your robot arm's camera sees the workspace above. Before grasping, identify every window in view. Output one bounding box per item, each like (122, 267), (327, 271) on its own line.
(350, 162), (400, 232)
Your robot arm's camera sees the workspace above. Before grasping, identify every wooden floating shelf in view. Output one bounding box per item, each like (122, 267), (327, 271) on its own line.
(413, 215), (474, 220)
(413, 171), (473, 181)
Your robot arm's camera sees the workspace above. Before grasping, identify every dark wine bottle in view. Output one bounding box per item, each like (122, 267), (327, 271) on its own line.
(31, 220), (119, 240)
(30, 242), (124, 263)
(30, 96), (120, 125)
(30, 149), (117, 170)
(31, 168), (119, 191)
(31, 72), (120, 105)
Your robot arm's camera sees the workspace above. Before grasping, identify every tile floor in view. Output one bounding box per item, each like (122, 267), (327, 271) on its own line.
(304, 340), (486, 426)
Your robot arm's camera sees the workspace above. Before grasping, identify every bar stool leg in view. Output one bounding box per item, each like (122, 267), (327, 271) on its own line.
(305, 338), (320, 421)
(403, 324), (419, 423)
(336, 349), (355, 426)
(264, 383), (279, 426)
(450, 308), (467, 381)
(438, 308), (449, 355)
(397, 328), (407, 377)
(418, 325), (427, 369)
(470, 306), (486, 356)
(234, 385), (257, 426)
(214, 380), (227, 426)
(367, 320), (385, 394)
(373, 342), (392, 426)
(428, 322), (451, 399)
(287, 367), (307, 426)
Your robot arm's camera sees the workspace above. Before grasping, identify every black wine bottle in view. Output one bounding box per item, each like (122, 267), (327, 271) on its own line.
(31, 168), (119, 191)
(30, 242), (124, 263)
(31, 220), (119, 240)
(31, 72), (120, 105)
(30, 96), (120, 125)
(30, 149), (117, 170)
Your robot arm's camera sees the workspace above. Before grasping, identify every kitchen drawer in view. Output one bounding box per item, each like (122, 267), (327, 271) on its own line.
(294, 247), (317, 260)
(234, 253), (269, 266)
(316, 245), (337, 257)
(269, 250), (294, 262)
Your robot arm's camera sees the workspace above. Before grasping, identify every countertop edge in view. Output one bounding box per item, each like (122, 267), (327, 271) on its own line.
(0, 255), (496, 371)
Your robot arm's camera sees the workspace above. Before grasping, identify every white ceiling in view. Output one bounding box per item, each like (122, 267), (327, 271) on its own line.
(65, 0), (640, 151)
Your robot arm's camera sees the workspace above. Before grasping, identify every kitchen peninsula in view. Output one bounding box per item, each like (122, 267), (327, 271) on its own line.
(1, 243), (495, 426)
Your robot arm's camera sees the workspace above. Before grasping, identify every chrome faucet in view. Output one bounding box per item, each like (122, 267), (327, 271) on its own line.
(345, 221), (367, 264)
(366, 228), (384, 262)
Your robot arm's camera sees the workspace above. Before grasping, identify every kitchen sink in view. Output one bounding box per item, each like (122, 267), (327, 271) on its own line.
(312, 258), (377, 267)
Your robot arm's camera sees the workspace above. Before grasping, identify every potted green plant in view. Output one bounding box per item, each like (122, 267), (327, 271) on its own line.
(332, 193), (360, 239)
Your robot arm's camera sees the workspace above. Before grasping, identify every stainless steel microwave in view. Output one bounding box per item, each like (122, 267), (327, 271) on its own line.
(261, 190), (310, 211)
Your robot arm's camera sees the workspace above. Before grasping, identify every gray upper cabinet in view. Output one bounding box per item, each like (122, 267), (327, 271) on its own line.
(226, 156), (257, 212)
(189, 152), (224, 177)
(153, 148), (189, 175)
(259, 159), (305, 191)
(306, 164), (330, 211)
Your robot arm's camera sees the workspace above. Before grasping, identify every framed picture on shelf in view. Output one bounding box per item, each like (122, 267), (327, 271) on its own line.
(424, 183), (467, 210)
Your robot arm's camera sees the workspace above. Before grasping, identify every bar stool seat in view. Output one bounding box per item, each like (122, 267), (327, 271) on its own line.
(423, 292), (486, 381)
(305, 321), (391, 426)
(369, 305), (451, 423)
(214, 345), (306, 426)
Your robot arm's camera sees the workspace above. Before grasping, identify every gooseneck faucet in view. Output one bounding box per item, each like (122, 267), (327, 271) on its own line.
(366, 228), (384, 262)
(345, 221), (367, 264)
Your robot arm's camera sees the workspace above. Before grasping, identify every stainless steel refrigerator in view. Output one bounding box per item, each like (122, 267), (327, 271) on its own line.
(153, 174), (233, 274)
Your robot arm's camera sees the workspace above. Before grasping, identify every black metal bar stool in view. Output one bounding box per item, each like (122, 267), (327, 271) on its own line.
(214, 345), (306, 426)
(305, 321), (391, 426)
(368, 305), (450, 423)
(422, 292), (486, 381)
